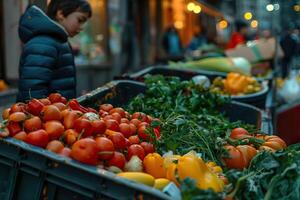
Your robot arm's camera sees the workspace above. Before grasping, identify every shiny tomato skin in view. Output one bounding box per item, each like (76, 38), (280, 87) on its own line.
(108, 152), (126, 170)
(71, 138), (98, 165)
(127, 144), (145, 160)
(95, 137), (115, 160)
(26, 129), (49, 148)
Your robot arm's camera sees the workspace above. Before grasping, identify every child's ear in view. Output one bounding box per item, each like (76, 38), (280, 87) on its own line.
(55, 10), (65, 22)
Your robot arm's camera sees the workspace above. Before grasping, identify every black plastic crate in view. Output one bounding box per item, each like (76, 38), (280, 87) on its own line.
(77, 80), (272, 134)
(117, 66), (270, 109)
(0, 137), (171, 200)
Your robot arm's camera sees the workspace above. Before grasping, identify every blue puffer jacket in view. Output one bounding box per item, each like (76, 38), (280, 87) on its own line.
(17, 5), (76, 102)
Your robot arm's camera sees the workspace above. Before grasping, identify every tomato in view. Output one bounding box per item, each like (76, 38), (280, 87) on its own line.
(99, 110), (109, 118)
(125, 111), (131, 119)
(265, 136), (286, 149)
(132, 112), (149, 122)
(111, 113), (122, 123)
(27, 98), (44, 116)
(127, 144), (145, 160)
(130, 119), (141, 127)
(26, 129), (49, 148)
(119, 123), (132, 138)
(10, 103), (27, 114)
(105, 119), (120, 132)
(63, 110), (82, 129)
(73, 117), (91, 136)
(48, 93), (63, 103)
(7, 121), (22, 136)
(64, 129), (79, 145)
(128, 135), (140, 144)
(41, 105), (62, 121)
(230, 128), (250, 140)
(140, 142), (155, 154)
(109, 108), (125, 118)
(120, 118), (129, 124)
(108, 132), (126, 150)
(99, 104), (113, 112)
(2, 108), (10, 120)
(95, 137), (115, 160)
(44, 120), (65, 140)
(125, 138), (131, 147)
(59, 147), (71, 157)
(52, 102), (67, 111)
(91, 120), (106, 135)
(129, 123), (137, 135)
(39, 98), (51, 106)
(9, 112), (27, 122)
(138, 126), (150, 141)
(103, 115), (114, 121)
(13, 131), (27, 141)
(223, 145), (247, 170)
(71, 138), (98, 165)
(258, 135), (286, 151)
(24, 116), (42, 132)
(236, 145), (257, 167)
(46, 140), (64, 153)
(61, 97), (67, 104)
(108, 152), (126, 170)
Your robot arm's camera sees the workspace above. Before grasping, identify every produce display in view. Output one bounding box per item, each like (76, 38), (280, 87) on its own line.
(0, 75), (292, 200)
(210, 72), (262, 96)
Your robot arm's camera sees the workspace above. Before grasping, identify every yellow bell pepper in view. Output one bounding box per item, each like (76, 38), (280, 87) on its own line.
(143, 153), (166, 178)
(165, 151), (224, 192)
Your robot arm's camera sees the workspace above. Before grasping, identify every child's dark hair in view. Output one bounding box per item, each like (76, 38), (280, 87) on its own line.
(47, 0), (92, 20)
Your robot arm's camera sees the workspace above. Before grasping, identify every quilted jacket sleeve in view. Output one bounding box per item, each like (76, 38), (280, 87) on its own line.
(17, 37), (58, 102)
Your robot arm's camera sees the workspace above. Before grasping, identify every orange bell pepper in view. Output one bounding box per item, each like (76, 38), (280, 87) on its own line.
(143, 153), (166, 179)
(224, 72), (249, 94)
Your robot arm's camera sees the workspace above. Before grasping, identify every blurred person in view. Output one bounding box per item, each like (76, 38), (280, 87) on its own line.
(162, 26), (183, 58)
(280, 23), (298, 78)
(227, 20), (248, 49)
(187, 27), (207, 51)
(17, 0), (92, 102)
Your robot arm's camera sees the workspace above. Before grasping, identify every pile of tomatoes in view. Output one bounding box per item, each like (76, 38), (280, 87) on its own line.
(223, 127), (287, 170)
(1, 93), (160, 170)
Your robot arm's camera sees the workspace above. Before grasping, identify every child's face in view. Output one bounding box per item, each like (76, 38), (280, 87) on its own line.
(57, 11), (89, 37)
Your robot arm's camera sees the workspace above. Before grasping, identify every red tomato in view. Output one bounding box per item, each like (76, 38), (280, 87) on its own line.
(2, 108), (10, 120)
(99, 110), (109, 118)
(91, 120), (106, 135)
(95, 137), (115, 160)
(128, 135), (140, 144)
(73, 118), (91, 136)
(7, 121), (22, 136)
(9, 112), (27, 122)
(119, 123), (132, 138)
(138, 122), (150, 128)
(13, 131), (27, 141)
(59, 147), (71, 157)
(132, 112), (149, 122)
(105, 119), (120, 132)
(10, 103), (27, 114)
(26, 129), (49, 148)
(61, 97), (67, 104)
(41, 105), (62, 121)
(108, 152), (126, 170)
(64, 129), (79, 145)
(27, 98), (44, 116)
(71, 138), (98, 165)
(130, 119), (141, 127)
(125, 138), (131, 147)
(140, 142), (155, 154)
(138, 126), (150, 141)
(108, 132), (126, 150)
(236, 145), (257, 167)
(127, 144), (145, 160)
(111, 113), (122, 123)
(103, 115), (114, 121)
(48, 93), (63, 103)
(129, 123), (137, 135)
(120, 118), (130, 124)
(39, 98), (51, 106)
(52, 102), (67, 111)
(44, 120), (65, 140)
(99, 104), (113, 112)
(46, 140), (64, 153)
(230, 128), (250, 140)
(63, 110), (82, 129)
(223, 145), (247, 170)
(109, 108), (125, 118)
(24, 116), (42, 132)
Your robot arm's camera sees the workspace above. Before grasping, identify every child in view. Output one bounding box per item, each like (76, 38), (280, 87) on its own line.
(17, 0), (92, 102)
